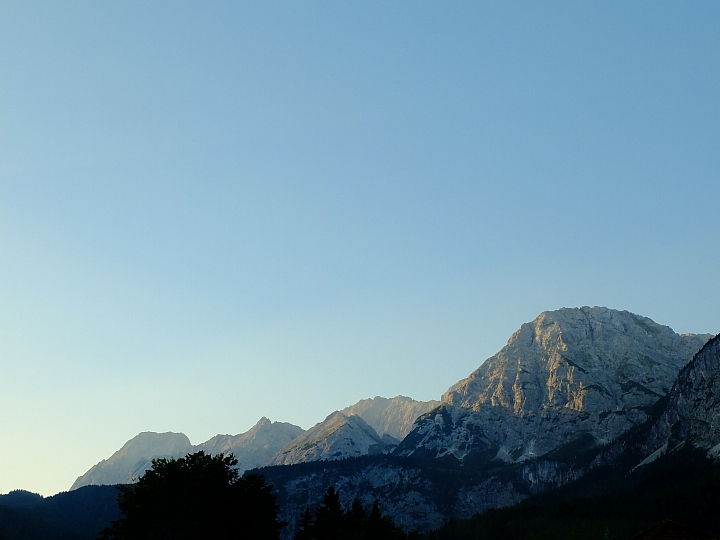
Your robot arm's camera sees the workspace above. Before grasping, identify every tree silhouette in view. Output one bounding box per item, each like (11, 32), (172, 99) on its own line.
(294, 505), (315, 540)
(364, 499), (405, 540)
(99, 451), (285, 540)
(313, 486), (345, 540)
(345, 498), (366, 537)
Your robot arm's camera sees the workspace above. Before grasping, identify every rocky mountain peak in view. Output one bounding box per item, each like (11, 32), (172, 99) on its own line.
(443, 307), (709, 414)
(399, 307), (711, 463)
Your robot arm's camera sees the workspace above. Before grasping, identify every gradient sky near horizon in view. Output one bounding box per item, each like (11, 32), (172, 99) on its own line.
(1, 1), (719, 496)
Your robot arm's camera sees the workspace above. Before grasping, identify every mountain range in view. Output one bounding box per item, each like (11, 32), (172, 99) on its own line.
(258, 307), (715, 533)
(56, 306), (719, 538)
(71, 395), (438, 490)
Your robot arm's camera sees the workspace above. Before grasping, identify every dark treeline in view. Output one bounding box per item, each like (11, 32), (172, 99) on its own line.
(294, 486), (416, 540)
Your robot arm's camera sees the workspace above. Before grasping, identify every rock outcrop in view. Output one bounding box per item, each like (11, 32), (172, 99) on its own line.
(397, 307), (711, 464)
(268, 412), (385, 466)
(341, 395), (440, 440)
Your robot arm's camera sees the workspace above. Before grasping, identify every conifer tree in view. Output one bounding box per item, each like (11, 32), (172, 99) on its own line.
(344, 498), (366, 537)
(365, 499), (384, 538)
(313, 486), (344, 540)
(294, 505), (315, 540)
(363, 499), (402, 540)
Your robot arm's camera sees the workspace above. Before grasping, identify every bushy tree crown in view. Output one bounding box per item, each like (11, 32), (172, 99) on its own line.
(100, 451), (285, 540)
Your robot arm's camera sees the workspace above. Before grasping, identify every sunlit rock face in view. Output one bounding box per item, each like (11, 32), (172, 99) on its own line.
(397, 307), (711, 463)
(268, 412), (385, 466)
(640, 333), (720, 459)
(196, 417), (305, 473)
(70, 432), (193, 490)
(341, 395), (440, 441)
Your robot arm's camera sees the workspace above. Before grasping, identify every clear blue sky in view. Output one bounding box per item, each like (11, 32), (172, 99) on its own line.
(1, 1), (718, 496)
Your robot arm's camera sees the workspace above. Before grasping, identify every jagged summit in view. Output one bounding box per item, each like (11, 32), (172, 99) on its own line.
(397, 307), (711, 463)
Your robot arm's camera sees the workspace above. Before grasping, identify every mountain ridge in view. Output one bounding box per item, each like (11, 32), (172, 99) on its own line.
(70, 396), (440, 489)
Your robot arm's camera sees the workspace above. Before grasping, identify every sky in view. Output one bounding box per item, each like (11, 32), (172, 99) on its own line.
(1, 1), (719, 496)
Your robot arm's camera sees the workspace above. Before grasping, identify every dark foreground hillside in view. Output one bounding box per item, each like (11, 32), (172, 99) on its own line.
(424, 445), (720, 540)
(0, 485), (119, 540)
